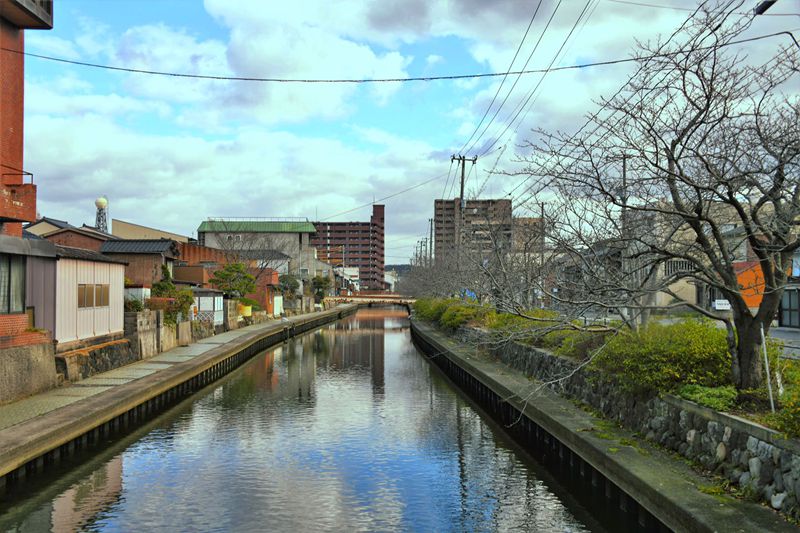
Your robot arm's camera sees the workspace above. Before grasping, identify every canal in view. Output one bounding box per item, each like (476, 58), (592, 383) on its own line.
(1, 307), (606, 532)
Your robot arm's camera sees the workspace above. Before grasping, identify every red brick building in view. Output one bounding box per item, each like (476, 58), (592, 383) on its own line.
(173, 241), (281, 315)
(42, 226), (112, 251)
(312, 204), (385, 290)
(0, 0), (52, 237)
(0, 1), (56, 402)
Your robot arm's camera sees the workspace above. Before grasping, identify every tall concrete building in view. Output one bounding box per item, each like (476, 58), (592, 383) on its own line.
(312, 204), (385, 291)
(434, 198), (512, 259)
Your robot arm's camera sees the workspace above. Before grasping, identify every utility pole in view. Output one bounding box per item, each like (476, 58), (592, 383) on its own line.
(540, 201), (545, 308)
(422, 238), (428, 268)
(429, 217), (434, 266)
(451, 154), (478, 254)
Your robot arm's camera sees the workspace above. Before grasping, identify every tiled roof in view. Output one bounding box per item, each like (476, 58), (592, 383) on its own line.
(32, 217), (72, 230)
(100, 239), (179, 257)
(55, 245), (127, 264)
(237, 249), (291, 260)
(80, 224), (116, 238)
(22, 229), (43, 240)
(197, 220), (316, 234)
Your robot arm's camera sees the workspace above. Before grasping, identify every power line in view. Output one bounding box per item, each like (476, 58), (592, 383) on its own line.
(607, 0), (797, 16)
(5, 29), (794, 84)
(462, 0), (565, 156)
(473, 0), (599, 158)
(322, 172), (448, 221)
(457, 0), (545, 154)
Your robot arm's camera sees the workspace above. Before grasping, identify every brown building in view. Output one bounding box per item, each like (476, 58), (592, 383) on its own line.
(512, 217), (545, 253)
(41, 225), (113, 251)
(434, 198), (512, 259)
(312, 204), (385, 290)
(100, 239), (180, 288)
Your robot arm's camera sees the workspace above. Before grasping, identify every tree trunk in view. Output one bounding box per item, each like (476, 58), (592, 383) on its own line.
(735, 322), (764, 390)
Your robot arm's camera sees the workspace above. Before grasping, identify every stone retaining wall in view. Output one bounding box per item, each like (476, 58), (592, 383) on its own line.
(0, 343), (56, 405)
(456, 327), (800, 519)
(55, 340), (136, 382)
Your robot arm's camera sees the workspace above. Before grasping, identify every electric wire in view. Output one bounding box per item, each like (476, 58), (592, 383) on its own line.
(322, 172), (448, 221)
(461, 0), (565, 157)
(507, 1), (769, 206)
(456, 0), (544, 155)
(471, 0), (598, 158)
(439, 159), (455, 201)
(607, 0), (797, 16)
(4, 29), (794, 84)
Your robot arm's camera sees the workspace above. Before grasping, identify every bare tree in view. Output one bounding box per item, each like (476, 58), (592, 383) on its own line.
(513, 5), (800, 389)
(199, 218), (294, 285)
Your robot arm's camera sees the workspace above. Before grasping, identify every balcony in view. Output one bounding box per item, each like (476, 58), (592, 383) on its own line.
(0, 0), (53, 29)
(0, 183), (36, 222)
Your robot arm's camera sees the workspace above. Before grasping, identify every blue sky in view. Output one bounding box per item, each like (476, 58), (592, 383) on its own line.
(20, 0), (796, 262)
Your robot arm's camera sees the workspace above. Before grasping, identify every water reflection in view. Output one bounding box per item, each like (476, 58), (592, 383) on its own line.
(1, 307), (600, 532)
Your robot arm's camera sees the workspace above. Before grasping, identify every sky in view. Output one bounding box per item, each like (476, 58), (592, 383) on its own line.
(20, 0), (798, 263)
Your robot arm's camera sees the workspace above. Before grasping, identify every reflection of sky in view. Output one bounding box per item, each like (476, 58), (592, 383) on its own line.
(5, 310), (594, 532)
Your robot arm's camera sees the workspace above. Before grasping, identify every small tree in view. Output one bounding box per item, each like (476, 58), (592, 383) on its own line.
(209, 262), (256, 298)
(151, 265), (177, 298)
(311, 275), (331, 301)
(278, 274), (299, 299)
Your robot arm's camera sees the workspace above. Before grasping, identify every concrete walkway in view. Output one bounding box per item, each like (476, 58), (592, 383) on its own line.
(0, 319), (305, 433)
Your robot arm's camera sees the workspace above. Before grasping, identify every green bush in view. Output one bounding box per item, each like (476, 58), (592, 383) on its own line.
(554, 329), (609, 360)
(413, 298), (459, 323)
(591, 319), (731, 395)
(124, 298), (144, 312)
(768, 387), (800, 438)
(678, 384), (738, 411)
(439, 304), (482, 331)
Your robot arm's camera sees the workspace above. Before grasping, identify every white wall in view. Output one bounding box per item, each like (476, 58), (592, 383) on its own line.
(56, 259), (125, 344)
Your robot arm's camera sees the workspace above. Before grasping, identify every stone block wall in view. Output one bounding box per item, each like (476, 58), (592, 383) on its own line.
(124, 310), (158, 359)
(0, 342), (56, 404)
(191, 320), (214, 342)
(224, 300), (238, 331)
(158, 323), (177, 353)
(457, 327), (800, 519)
(177, 321), (191, 347)
(55, 339), (136, 382)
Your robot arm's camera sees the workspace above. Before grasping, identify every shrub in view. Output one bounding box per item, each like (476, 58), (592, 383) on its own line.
(678, 384), (738, 411)
(439, 303), (484, 331)
(768, 387), (800, 438)
(124, 298), (144, 312)
(554, 329), (609, 360)
(591, 319), (731, 395)
(414, 298), (458, 323)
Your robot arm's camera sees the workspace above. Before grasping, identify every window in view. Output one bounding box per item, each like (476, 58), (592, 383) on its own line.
(78, 284), (109, 308)
(0, 254), (25, 314)
(78, 284), (93, 308)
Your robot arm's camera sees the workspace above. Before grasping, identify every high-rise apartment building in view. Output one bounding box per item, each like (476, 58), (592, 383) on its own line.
(312, 205), (385, 290)
(434, 198), (512, 259)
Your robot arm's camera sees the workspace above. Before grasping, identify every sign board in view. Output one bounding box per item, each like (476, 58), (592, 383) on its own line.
(713, 299), (731, 311)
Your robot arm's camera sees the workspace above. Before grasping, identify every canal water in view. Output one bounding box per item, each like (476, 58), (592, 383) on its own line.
(1, 308), (606, 532)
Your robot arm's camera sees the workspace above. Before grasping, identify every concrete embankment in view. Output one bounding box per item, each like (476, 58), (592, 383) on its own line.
(0, 304), (358, 490)
(411, 319), (796, 533)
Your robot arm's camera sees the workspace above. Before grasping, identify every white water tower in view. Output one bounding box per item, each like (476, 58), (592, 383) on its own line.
(95, 196), (109, 233)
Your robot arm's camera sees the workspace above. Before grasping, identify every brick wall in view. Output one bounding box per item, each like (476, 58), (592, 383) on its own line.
(44, 231), (105, 251)
(0, 312), (50, 348)
(106, 254), (163, 287)
(0, 18), (30, 235)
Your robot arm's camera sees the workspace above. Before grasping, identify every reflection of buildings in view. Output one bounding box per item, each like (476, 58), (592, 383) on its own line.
(51, 456), (123, 531)
(322, 309), (412, 396)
